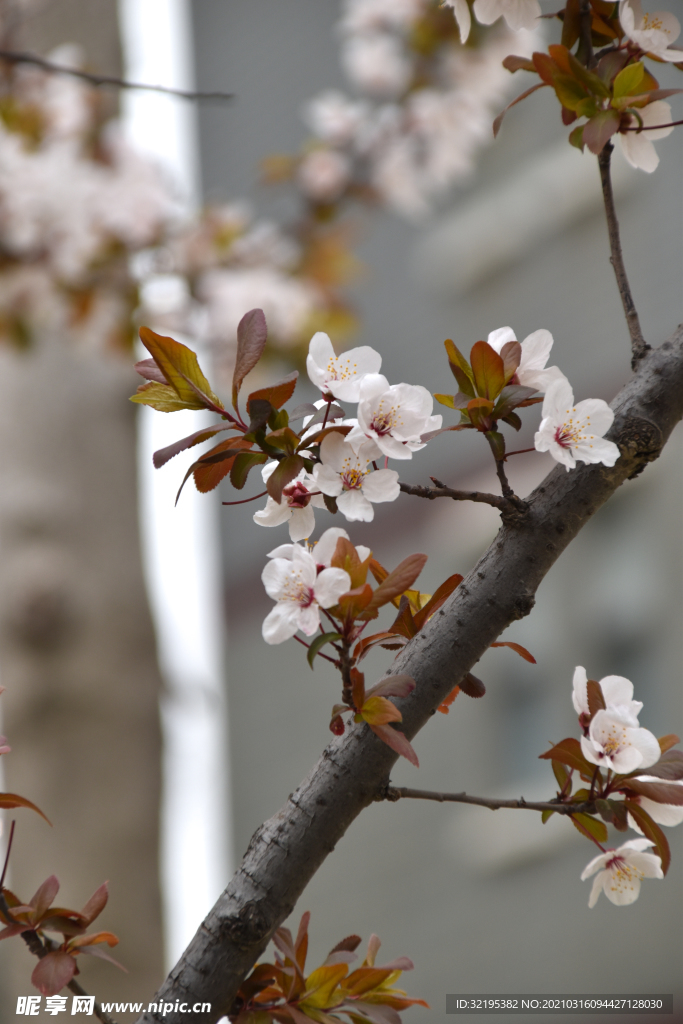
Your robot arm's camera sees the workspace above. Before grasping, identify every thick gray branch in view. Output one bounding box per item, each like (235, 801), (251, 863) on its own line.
(137, 326), (683, 1023)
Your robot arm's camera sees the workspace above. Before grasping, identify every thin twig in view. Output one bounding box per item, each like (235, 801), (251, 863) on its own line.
(494, 457), (515, 500)
(622, 118), (683, 131)
(399, 479), (508, 511)
(293, 634), (338, 666)
(382, 786), (594, 815)
(598, 142), (649, 368)
(0, 49), (234, 101)
(578, 0), (596, 68)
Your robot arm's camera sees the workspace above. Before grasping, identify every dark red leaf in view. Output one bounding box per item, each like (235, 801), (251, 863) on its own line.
(247, 371), (298, 413)
(470, 341), (505, 400)
(369, 723), (419, 767)
(490, 641), (536, 664)
(625, 802), (671, 874)
(266, 455), (305, 504)
(458, 672), (485, 698)
(233, 309), (267, 409)
(539, 737), (594, 778)
(32, 951), (76, 996)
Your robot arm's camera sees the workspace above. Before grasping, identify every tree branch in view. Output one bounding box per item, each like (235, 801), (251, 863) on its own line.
(399, 478), (509, 511)
(381, 786), (593, 815)
(136, 324), (683, 1023)
(0, 49), (234, 101)
(598, 142), (649, 368)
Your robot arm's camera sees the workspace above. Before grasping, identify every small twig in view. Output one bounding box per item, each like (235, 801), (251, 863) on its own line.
(578, 0), (596, 67)
(598, 142), (649, 368)
(399, 479), (508, 511)
(382, 786), (594, 815)
(494, 457), (515, 501)
(0, 820), (15, 889)
(622, 118), (683, 131)
(293, 634), (338, 666)
(222, 490), (268, 506)
(0, 49), (234, 102)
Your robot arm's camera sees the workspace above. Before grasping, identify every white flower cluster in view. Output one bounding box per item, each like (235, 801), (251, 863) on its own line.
(572, 668), (683, 906)
(255, 332), (440, 543)
(299, 1), (541, 217)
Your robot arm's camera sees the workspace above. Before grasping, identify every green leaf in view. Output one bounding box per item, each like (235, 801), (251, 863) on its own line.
(230, 451), (269, 490)
(130, 380), (201, 413)
(568, 124), (585, 151)
(541, 808), (555, 823)
(470, 341), (505, 400)
(553, 73), (589, 112)
(571, 812), (608, 844)
(566, 50), (611, 98)
(266, 455), (305, 503)
(613, 61), (645, 100)
(233, 309), (267, 410)
(307, 633), (342, 669)
(466, 397), (495, 432)
(485, 429), (506, 462)
(552, 760), (570, 792)
(625, 802), (671, 874)
(434, 393), (456, 409)
(444, 339), (476, 397)
(139, 326), (223, 411)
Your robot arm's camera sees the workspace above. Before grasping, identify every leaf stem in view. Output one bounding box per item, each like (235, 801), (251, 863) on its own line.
(293, 634), (338, 665)
(222, 490), (268, 506)
(598, 142), (649, 368)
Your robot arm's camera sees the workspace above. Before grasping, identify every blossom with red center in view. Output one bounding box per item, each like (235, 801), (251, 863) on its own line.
(571, 666), (643, 726)
(619, 0), (682, 61)
(534, 376), (619, 471)
(261, 546), (351, 644)
(253, 463), (325, 541)
(581, 838), (663, 907)
(312, 432), (399, 522)
(581, 706), (660, 773)
(345, 374), (441, 460)
(627, 776), (683, 833)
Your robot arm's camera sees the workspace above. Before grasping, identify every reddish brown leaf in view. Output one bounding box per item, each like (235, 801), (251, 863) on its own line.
(0, 792), (51, 824)
(387, 596), (417, 639)
(586, 678), (606, 718)
(134, 357), (168, 384)
(360, 554), (427, 618)
(353, 632), (404, 662)
(153, 423), (237, 469)
(369, 723), (419, 767)
(493, 82), (547, 137)
(266, 455), (305, 504)
(503, 54), (536, 73)
(413, 574), (463, 631)
(233, 308), (267, 409)
(139, 326), (222, 411)
(625, 802), (671, 874)
(658, 734), (681, 754)
(32, 951), (76, 996)
(30, 876), (59, 919)
(366, 675), (415, 700)
(489, 641), (536, 664)
(458, 673), (485, 698)
(644, 749), (683, 780)
(620, 779), (683, 806)
(80, 883), (108, 926)
(539, 737), (594, 778)
(247, 371), (298, 413)
(437, 685), (460, 714)
(582, 109), (621, 154)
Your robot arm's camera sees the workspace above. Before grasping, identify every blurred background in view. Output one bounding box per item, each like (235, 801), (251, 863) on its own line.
(0, 0), (681, 1021)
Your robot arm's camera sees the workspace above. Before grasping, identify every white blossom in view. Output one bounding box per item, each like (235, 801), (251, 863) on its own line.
(306, 332), (382, 401)
(345, 374), (442, 460)
(571, 666), (644, 722)
(473, 0), (541, 31)
(267, 527), (371, 567)
(619, 100), (675, 173)
(581, 706), (661, 773)
(534, 377), (620, 471)
(298, 149), (352, 203)
(253, 463), (326, 542)
(581, 839), (663, 907)
(341, 33), (413, 97)
(440, 0), (472, 42)
(340, 0), (425, 34)
(313, 432), (400, 522)
(487, 326), (564, 392)
(619, 0), (682, 60)
(261, 546), (351, 644)
(303, 90), (369, 146)
(627, 777), (683, 832)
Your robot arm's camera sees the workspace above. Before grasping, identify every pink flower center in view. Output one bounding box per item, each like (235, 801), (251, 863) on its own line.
(341, 468), (364, 491)
(283, 481), (312, 508)
(554, 423), (582, 449)
(371, 411), (394, 436)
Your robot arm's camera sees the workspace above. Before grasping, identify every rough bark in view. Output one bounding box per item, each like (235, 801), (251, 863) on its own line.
(138, 325), (683, 1023)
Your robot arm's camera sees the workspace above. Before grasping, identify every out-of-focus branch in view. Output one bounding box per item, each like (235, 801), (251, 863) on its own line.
(0, 48), (233, 101)
(598, 142), (649, 368)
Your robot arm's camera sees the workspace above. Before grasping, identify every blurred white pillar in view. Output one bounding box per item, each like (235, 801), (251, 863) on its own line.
(117, 0), (233, 969)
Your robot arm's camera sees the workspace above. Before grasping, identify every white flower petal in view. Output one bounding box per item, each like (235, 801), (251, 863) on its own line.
(312, 527), (350, 566)
(487, 326), (517, 352)
(572, 666), (589, 716)
(288, 505), (316, 542)
(362, 468), (400, 503)
(314, 464), (345, 497)
(313, 567), (352, 607)
(262, 602), (302, 644)
(254, 497), (292, 528)
(338, 488), (375, 522)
